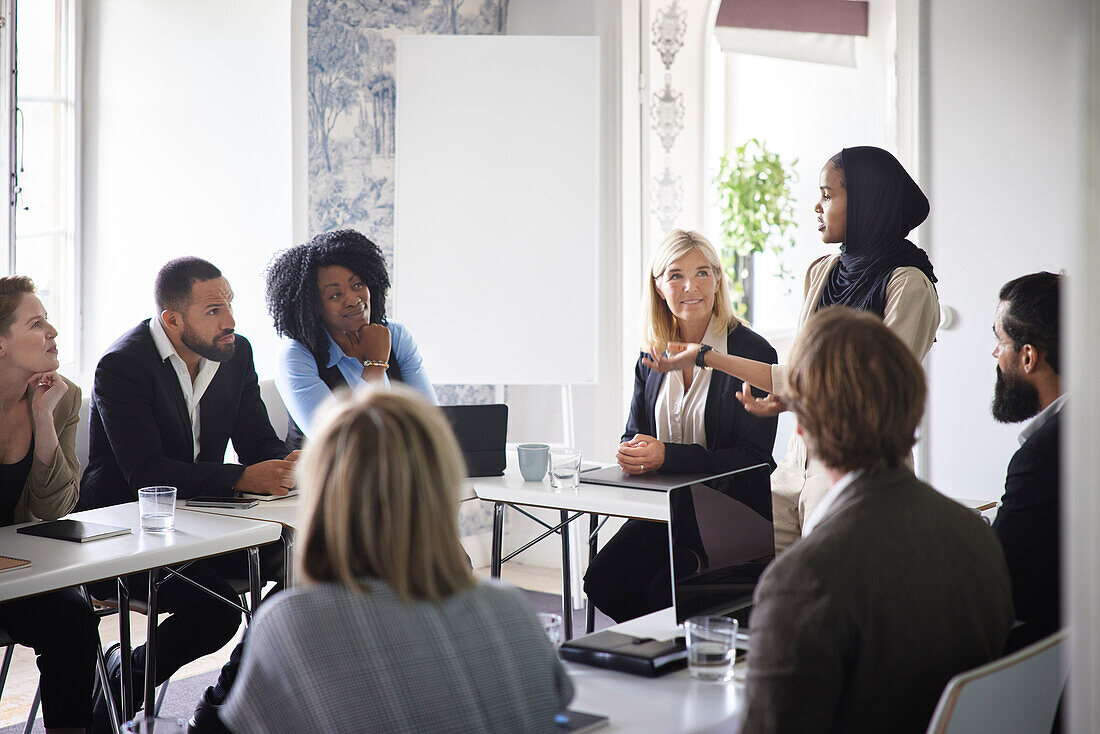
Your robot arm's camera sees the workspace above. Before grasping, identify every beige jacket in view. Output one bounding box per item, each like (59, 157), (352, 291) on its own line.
(771, 255), (939, 552)
(14, 375), (82, 523)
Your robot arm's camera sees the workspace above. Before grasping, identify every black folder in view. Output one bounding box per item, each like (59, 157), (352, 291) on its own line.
(16, 519), (131, 543)
(558, 630), (687, 677)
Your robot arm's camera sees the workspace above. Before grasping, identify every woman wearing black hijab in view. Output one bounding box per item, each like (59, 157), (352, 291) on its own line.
(645, 147), (939, 551)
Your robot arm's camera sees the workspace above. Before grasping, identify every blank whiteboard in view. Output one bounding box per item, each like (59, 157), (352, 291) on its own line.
(394, 36), (600, 385)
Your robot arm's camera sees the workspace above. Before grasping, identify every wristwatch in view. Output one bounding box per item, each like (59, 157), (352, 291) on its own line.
(695, 344), (712, 369)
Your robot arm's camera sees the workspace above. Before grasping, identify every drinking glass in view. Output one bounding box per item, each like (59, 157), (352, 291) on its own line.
(549, 449), (582, 489)
(122, 716), (186, 733)
(138, 486), (177, 532)
(686, 615), (738, 682)
(538, 612), (564, 647)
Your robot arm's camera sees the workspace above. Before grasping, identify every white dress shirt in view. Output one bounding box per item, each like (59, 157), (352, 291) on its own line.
(802, 468), (865, 537)
(654, 319), (727, 448)
(1018, 392), (1066, 446)
(149, 315), (220, 461)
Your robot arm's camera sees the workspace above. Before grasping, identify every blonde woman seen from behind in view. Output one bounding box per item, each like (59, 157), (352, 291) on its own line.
(222, 387), (573, 734)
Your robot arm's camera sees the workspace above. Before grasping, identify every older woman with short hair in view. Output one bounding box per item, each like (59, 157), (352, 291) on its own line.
(222, 387), (572, 733)
(0, 276), (98, 734)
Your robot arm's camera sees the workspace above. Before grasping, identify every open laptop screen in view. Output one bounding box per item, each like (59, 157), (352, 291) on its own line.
(667, 463), (775, 624)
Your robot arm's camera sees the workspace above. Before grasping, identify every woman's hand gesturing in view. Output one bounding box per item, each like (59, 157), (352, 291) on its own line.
(641, 342), (699, 373)
(736, 381), (787, 417)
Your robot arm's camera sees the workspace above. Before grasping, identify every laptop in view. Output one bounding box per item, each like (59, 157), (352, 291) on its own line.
(440, 404), (508, 477)
(668, 463), (775, 625)
(579, 462), (767, 492)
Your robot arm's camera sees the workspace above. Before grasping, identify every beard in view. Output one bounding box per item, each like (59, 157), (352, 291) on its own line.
(181, 324), (236, 363)
(991, 366), (1041, 423)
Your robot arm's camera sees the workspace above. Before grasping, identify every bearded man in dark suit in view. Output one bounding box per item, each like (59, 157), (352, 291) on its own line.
(991, 271), (1064, 650)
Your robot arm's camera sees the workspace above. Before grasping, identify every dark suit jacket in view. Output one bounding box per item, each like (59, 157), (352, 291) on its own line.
(624, 324), (778, 475)
(993, 408), (1061, 641)
(740, 468), (1014, 734)
(79, 321), (288, 509)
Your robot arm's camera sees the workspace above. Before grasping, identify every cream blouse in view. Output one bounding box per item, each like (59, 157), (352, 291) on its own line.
(770, 254), (940, 397)
(654, 319), (728, 448)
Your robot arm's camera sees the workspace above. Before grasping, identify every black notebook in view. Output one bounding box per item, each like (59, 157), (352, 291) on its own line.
(559, 630), (687, 677)
(17, 519), (131, 543)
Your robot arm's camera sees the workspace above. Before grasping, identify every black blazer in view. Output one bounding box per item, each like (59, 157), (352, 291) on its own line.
(993, 408), (1061, 638)
(79, 321), (288, 509)
(623, 324), (779, 476)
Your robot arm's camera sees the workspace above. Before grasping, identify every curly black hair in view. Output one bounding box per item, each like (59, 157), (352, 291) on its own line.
(265, 229), (391, 368)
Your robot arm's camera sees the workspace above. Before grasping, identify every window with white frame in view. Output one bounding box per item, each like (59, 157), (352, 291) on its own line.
(7, 0), (78, 372)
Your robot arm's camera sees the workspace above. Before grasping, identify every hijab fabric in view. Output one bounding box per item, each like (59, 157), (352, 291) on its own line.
(817, 147), (937, 318)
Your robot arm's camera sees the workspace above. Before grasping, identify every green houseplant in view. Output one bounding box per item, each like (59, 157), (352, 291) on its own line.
(714, 139), (798, 322)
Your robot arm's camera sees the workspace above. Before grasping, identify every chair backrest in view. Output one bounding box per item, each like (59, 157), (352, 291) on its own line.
(76, 394), (92, 473)
(259, 378), (288, 442)
(926, 630), (1067, 734)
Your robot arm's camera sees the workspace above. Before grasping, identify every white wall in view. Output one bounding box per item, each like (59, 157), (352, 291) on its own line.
(924, 0), (1080, 500)
(80, 0), (293, 383)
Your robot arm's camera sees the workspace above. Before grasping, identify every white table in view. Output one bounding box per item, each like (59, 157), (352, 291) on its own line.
(473, 460), (668, 640)
(0, 503), (282, 721)
(567, 608), (744, 733)
(176, 485), (478, 586)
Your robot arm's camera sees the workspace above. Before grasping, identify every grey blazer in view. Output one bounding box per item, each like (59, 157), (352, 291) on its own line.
(740, 467), (1014, 734)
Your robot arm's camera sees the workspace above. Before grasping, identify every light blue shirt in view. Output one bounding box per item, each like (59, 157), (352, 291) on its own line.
(276, 319), (438, 438)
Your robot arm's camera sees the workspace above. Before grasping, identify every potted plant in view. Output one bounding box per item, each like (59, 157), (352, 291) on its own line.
(714, 139), (798, 322)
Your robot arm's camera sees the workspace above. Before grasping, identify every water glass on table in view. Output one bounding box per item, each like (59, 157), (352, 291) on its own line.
(549, 449), (582, 489)
(538, 612), (564, 647)
(138, 486), (177, 532)
(686, 615), (738, 681)
(123, 716), (186, 733)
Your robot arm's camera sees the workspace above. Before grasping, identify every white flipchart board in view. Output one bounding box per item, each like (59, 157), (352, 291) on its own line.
(394, 36), (600, 385)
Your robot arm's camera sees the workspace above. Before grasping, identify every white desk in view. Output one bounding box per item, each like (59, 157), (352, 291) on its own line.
(567, 608), (744, 733)
(473, 460), (667, 640)
(0, 504), (282, 720)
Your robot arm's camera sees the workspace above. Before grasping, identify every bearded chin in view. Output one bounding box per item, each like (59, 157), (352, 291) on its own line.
(991, 366), (1041, 424)
(181, 328), (236, 363)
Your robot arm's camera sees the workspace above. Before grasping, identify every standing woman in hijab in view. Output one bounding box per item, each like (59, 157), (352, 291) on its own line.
(646, 147), (939, 552)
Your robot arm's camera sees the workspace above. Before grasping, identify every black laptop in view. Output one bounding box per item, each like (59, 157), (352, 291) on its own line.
(440, 404), (508, 477)
(668, 463), (775, 626)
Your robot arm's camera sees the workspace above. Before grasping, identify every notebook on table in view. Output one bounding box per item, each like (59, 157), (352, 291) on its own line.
(238, 489), (299, 502)
(16, 519), (131, 543)
(0, 554), (30, 572)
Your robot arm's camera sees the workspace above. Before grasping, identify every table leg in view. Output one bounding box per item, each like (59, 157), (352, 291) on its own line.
(491, 502), (504, 578)
(247, 546), (262, 617)
(117, 577), (134, 721)
(560, 509), (573, 641)
(586, 512), (598, 634)
(143, 570), (159, 716)
(281, 525), (295, 588)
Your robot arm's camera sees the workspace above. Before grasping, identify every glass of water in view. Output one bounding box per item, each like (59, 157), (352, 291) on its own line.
(538, 612), (564, 648)
(138, 486), (177, 532)
(686, 615), (738, 681)
(549, 449), (582, 489)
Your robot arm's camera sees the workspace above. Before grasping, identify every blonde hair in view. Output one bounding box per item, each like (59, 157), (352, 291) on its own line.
(643, 229), (739, 351)
(0, 276), (35, 335)
(296, 386), (476, 603)
(786, 306), (926, 472)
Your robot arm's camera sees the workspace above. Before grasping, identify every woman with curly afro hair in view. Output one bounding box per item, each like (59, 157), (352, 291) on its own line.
(266, 229), (437, 450)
